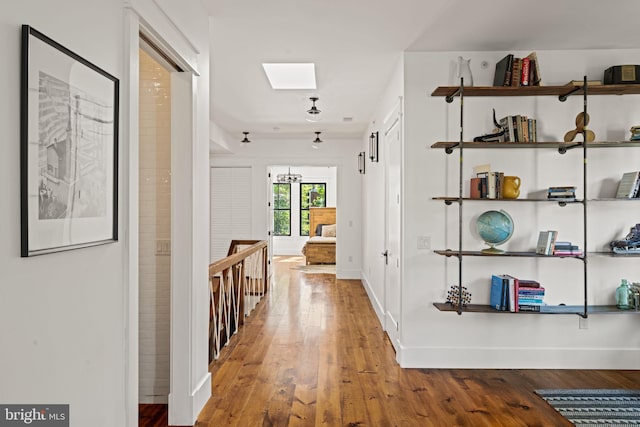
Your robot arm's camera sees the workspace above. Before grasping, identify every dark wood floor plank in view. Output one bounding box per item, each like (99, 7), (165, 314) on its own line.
(139, 256), (640, 427)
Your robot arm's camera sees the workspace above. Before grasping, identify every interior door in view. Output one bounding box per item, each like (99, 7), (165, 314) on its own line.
(384, 99), (402, 352)
(266, 170), (274, 279)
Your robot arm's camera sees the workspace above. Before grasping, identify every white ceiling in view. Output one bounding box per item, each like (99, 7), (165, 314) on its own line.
(207, 0), (639, 145)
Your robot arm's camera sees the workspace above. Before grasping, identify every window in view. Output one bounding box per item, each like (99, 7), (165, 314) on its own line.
(273, 183), (291, 236)
(300, 183), (326, 236)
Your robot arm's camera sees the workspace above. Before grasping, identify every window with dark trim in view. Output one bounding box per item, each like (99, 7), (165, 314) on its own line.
(300, 183), (326, 236)
(273, 183), (291, 236)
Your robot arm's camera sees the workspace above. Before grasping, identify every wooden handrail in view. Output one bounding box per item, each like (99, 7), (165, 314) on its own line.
(209, 240), (267, 275)
(208, 239), (269, 364)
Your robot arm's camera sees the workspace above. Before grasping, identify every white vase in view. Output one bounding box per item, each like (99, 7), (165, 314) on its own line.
(457, 56), (473, 86)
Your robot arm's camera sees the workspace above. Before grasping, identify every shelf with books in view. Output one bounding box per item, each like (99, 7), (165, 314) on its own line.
(431, 141), (640, 153)
(433, 303), (640, 315)
(432, 74), (640, 317)
(432, 196), (583, 205)
(434, 249), (585, 259)
(431, 83), (640, 103)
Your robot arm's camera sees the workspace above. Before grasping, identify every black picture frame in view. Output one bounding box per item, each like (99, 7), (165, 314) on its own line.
(358, 151), (365, 174)
(21, 25), (119, 257)
(369, 131), (379, 162)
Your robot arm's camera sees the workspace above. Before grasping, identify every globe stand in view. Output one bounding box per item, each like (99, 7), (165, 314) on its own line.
(481, 243), (505, 254)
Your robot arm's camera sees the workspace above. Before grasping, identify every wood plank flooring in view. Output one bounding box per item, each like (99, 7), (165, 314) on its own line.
(142, 255), (640, 426)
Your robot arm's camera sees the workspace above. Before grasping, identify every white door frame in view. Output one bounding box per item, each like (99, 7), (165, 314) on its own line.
(124, 3), (210, 426)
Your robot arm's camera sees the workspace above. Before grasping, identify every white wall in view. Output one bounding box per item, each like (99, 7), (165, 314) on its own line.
(0, 2), (126, 426)
(271, 166), (337, 256)
(378, 49), (640, 368)
(210, 137), (362, 279)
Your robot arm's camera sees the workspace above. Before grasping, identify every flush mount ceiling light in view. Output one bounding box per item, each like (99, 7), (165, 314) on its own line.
(312, 131), (323, 150)
(277, 167), (303, 183)
(241, 132), (251, 143)
(262, 63), (316, 89)
(306, 97), (322, 123)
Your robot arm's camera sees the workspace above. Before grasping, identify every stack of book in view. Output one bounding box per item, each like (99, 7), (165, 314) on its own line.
(536, 230), (558, 255)
(547, 186), (576, 201)
(492, 52), (541, 87)
(630, 126), (640, 141)
(553, 241), (583, 257)
(490, 274), (545, 312)
(498, 115), (538, 142)
(615, 171), (640, 199)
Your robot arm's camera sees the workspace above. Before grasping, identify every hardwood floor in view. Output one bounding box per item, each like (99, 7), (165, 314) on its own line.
(142, 255), (640, 426)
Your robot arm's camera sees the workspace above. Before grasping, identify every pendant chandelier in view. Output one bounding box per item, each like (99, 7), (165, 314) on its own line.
(277, 167), (303, 183)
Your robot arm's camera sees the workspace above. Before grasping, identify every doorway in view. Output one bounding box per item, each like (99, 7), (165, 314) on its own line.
(383, 100), (402, 352)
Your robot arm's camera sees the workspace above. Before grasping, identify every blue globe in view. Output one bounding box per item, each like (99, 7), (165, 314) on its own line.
(476, 210), (514, 253)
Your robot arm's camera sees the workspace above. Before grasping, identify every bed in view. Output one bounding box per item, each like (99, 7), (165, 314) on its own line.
(301, 207), (336, 265)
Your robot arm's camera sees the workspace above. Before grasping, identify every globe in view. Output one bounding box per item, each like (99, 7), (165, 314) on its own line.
(475, 210), (514, 253)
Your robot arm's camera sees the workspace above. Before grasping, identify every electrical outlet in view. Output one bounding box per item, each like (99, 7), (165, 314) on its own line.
(417, 236), (431, 250)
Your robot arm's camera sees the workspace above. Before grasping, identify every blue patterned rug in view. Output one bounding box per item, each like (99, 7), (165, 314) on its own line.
(536, 389), (640, 426)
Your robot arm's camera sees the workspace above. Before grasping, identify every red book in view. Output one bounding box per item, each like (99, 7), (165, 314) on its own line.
(521, 58), (530, 86)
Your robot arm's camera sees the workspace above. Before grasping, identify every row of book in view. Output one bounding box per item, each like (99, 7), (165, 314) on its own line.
(493, 52), (541, 87)
(470, 172), (505, 199)
(498, 115), (538, 143)
(536, 230), (583, 256)
(490, 274), (545, 312)
(548, 186), (576, 201)
(616, 171), (640, 199)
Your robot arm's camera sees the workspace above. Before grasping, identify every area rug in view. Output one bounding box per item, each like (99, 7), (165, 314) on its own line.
(535, 389), (640, 426)
(290, 264), (336, 274)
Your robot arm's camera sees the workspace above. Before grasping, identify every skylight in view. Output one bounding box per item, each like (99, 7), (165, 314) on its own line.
(262, 63), (316, 89)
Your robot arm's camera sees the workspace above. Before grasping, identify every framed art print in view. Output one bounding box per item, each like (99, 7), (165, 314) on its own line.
(20, 25), (119, 256)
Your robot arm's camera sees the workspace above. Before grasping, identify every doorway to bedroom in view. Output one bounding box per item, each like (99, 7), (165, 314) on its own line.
(268, 165), (337, 270)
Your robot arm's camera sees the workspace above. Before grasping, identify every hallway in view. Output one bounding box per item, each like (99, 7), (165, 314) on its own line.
(190, 256), (640, 426)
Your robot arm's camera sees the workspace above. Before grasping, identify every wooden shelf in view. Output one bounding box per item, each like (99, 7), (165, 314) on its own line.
(434, 249), (584, 259)
(430, 84), (640, 99)
(433, 302), (640, 315)
(433, 197), (583, 204)
(431, 141), (640, 150)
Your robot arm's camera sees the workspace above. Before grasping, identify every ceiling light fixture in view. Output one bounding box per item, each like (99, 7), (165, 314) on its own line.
(277, 167), (303, 183)
(241, 132), (251, 143)
(306, 97), (322, 122)
(312, 131), (322, 150)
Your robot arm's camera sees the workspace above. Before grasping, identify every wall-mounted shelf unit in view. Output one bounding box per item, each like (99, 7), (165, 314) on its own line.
(431, 77), (640, 317)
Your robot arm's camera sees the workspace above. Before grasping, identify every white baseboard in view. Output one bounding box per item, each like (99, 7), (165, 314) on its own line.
(398, 346), (640, 369)
(168, 372), (211, 425)
(360, 272), (385, 326)
(336, 268), (361, 280)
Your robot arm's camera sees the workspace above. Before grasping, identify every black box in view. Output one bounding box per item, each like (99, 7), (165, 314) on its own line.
(604, 65), (640, 84)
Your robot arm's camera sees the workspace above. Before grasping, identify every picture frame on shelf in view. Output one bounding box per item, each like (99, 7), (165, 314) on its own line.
(358, 151), (365, 174)
(369, 131), (379, 162)
(21, 25), (119, 257)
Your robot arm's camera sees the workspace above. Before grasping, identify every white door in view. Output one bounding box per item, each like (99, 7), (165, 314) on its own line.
(266, 169), (274, 279)
(384, 99), (402, 352)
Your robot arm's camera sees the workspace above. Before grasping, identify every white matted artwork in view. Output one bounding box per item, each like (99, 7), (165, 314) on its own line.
(20, 25), (119, 256)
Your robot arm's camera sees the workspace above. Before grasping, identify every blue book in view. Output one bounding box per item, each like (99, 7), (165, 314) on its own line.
(490, 275), (507, 311)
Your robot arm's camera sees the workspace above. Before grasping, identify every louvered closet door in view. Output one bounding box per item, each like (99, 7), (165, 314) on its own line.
(210, 167), (252, 262)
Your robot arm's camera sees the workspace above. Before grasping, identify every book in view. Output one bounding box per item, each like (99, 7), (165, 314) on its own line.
(502, 274), (519, 312)
(518, 279), (541, 288)
(536, 231), (551, 255)
(615, 171), (640, 199)
(490, 274), (507, 311)
(493, 54), (514, 86)
(470, 177), (482, 199)
(520, 58), (530, 86)
(511, 58), (522, 87)
(526, 52), (541, 85)
(518, 305), (541, 312)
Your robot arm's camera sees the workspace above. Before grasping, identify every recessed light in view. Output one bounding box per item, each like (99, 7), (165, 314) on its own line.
(262, 63), (316, 89)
